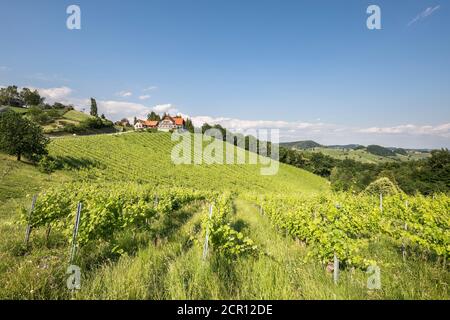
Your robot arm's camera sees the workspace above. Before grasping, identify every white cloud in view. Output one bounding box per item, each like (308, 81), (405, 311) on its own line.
(143, 86), (157, 92)
(27, 73), (69, 82)
(139, 95), (151, 100)
(38, 86), (73, 102)
(95, 101), (179, 122)
(117, 91), (133, 97)
(408, 6), (441, 26)
(97, 100), (151, 120)
(190, 116), (332, 132)
(359, 123), (450, 138)
(152, 103), (178, 114)
(189, 115), (450, 148)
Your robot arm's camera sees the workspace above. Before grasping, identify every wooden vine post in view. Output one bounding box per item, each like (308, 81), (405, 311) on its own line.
(70, 202), (83, 264)
(379, 193), (383, 213)
(202, 204), (213, 260)
(333, 253), (339, 285)
(24, 195), (38, 247)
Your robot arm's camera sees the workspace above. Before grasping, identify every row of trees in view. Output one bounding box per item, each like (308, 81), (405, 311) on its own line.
(0, 85), (77, 111)
(280, 146), (450, 195)
(0, 86), (44, 107)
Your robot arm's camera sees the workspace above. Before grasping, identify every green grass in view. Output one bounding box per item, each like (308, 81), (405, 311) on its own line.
(7, 106), (29, 114)
(62, 110), (93, 122)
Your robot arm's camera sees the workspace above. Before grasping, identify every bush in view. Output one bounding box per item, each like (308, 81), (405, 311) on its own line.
(38, 156), (63, 173)
(63, 123), (82, 133)
(28, 106), (52, 125)
(364, 177), (402, 196)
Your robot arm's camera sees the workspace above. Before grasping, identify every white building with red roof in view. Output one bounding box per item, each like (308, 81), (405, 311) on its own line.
(134, 115), (185, 131)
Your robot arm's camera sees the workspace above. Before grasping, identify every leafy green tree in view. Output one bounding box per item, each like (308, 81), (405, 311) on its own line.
(147, 111), (161, 121)
(0, 111), (49, 161)
(185, 118), (195, 133)
(90, 98), (98, 117)
(20, 88), (44, 106)
(28, 106), (51, 124)
(0, 85), (24, 107)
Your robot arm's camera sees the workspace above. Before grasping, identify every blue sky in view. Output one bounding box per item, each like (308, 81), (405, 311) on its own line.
(0, 0), (449, 148)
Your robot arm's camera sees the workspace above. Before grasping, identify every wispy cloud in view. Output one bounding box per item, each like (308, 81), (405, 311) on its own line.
(408, 5), (441, 26)
(359, 123), (450, 138)
(116, 90), (133, 98)
(190, 115), (450, 147)
(143, 86), (158, 92)
(27, 73), (70, 82)
(139, 94), (151, 100)
(0, 66), (9, 71)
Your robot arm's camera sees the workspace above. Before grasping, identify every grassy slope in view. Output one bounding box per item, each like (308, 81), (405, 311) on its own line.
(308, 147), (430, 164)
(47, 132), (328, 194)
(62, 110), (93, 122)
(7, 107), (100, 135)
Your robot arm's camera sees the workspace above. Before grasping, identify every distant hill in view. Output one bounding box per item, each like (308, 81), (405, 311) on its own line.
(366, 145), (396, 157)
(280, 140), (431, 164)
(327, 144), (363, 150)
(280, 140), (322, 149)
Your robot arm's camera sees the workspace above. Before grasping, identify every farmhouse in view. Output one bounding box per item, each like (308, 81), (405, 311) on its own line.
(134, 115), (185, 131)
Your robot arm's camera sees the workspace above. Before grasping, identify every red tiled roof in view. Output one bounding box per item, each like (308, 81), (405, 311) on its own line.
(174, 117), (184, 125)
(144, 120), (159, 127)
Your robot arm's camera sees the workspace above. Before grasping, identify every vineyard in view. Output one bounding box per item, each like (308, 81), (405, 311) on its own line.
(0, 132), (449, 299)
(47, 132), (327, 193)
(249, 192), (449, 268)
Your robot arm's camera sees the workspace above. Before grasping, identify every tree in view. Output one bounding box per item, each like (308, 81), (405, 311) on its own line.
(147, 111), (161, 121)
(0, 111), (49, 161)
(101, 113), (106, 120)
(0, 85), (24, 107)
(90, 98), (98, 117)
(28, 106), (51, 124)
(185, 118), (195, 133)
(133, 117), (137, 125)
(20, 88), (44, 106)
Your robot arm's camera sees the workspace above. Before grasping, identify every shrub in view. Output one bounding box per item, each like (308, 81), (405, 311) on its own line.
(364, 177), (402, 196)
(38, 156), (63, 173)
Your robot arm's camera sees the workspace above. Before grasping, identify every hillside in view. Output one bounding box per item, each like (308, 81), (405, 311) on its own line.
(47, 132), (328, 194)
(281, 140), (431, 164)
(280, 140), (322, 149)
(6, 106), (117, 135)
(0, 131), (328, 209)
